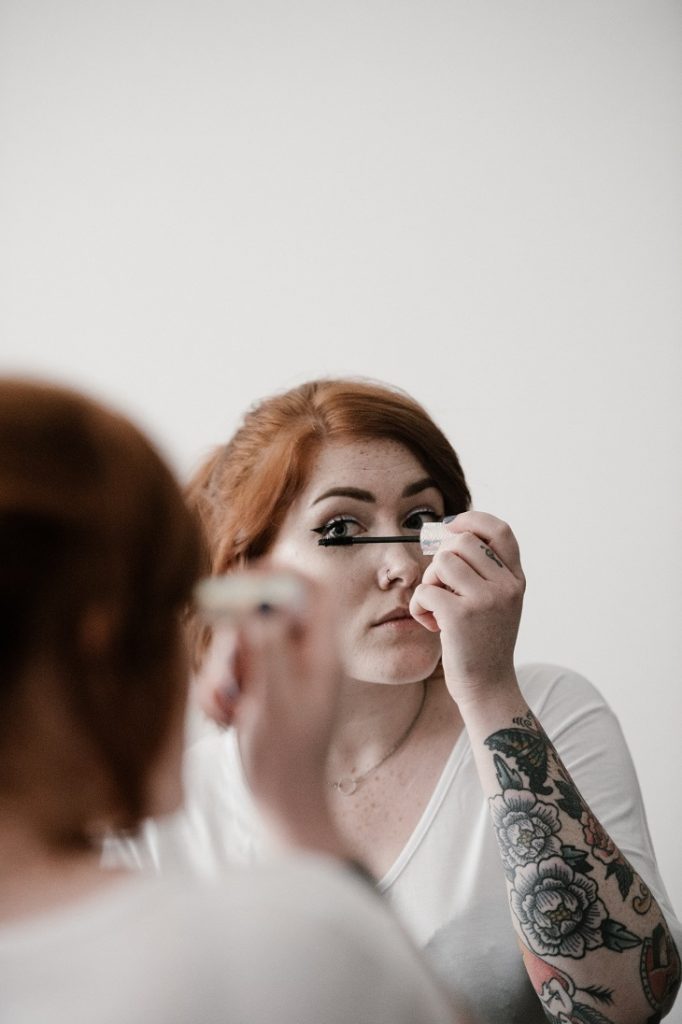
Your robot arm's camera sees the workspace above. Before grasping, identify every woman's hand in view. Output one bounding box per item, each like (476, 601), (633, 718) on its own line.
(232, 576), (340, 817)
(409, 511), (526, 708)
(193, 569), (348, 857)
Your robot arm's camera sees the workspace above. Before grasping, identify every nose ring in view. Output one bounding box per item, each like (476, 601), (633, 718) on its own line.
(385, 569), (393, 584)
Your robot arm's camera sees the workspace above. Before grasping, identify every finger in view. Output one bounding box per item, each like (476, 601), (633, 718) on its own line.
(421, 542), (493, 596)
(409, 581), (459, 631)
(301, 579), (339, 673)
(424, 531), (509, 586)
(444, 511), (524, 582)
(237, 609), (295, 711)
(193, 625), (240, 726)
(409, 603), (440, 632)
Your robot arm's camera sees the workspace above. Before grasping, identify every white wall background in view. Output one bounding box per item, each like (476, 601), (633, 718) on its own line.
(1, 0), (681, 947)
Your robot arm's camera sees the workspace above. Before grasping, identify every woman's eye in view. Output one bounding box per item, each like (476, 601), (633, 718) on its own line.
(312, 516), (363, 540)
(402, 507), (439, 532)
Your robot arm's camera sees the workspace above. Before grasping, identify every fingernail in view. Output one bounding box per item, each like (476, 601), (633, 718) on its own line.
(442, 514), (459, 523)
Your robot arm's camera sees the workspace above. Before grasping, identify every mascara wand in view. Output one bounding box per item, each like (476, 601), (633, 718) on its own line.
(318, 536), (421, 546)
(318, 522), (447, 555)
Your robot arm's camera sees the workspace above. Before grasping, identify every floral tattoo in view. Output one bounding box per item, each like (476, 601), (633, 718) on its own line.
(485, 709), (681, 1020)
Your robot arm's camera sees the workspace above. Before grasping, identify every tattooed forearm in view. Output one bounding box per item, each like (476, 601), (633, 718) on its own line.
(522, 946), (616, 1023)
(487, 715), (641, 959)
(641, 924), (681, 1018)
(484, 709), (681, 1020)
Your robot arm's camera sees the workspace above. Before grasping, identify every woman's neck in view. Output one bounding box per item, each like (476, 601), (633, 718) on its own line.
(326, 670), (459, 778)
(0, 816), (122, 925)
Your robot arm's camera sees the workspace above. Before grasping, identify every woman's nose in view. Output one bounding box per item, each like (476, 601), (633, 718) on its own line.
(377, 546), (423, 590)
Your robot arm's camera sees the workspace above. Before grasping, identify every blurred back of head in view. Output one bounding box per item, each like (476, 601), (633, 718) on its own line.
(0, 379), (202, 849)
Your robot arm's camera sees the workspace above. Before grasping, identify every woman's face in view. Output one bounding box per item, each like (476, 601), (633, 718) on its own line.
(268, 438), (444, 685)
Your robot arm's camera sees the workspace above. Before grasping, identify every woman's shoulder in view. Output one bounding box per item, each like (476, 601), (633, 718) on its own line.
(0, 864), (456, 1024)
(0, 859), (393, 954)
(515, 662), (612, 717)
(161, 858), (458, 1023)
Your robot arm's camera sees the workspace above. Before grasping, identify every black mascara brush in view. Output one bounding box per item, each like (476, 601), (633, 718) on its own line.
(318, 523), (446, 554)
(318, 535), (422, 546)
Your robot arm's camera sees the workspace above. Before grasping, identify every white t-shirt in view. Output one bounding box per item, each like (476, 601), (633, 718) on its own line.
(0, 856), (461, 1024)
(112, 664), (682, 1024)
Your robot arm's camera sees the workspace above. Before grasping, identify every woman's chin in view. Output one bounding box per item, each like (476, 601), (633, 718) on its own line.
(346, 649), (441, 686)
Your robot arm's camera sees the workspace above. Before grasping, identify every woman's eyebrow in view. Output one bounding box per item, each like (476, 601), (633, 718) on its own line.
(311, 487), (374, 506)
(311, 478), (438, 507)
(402, 477), (438, 498)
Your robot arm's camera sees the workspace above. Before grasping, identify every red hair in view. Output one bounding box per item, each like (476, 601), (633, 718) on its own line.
(187, 377), (471, 576)
(0, 378), (202, 846)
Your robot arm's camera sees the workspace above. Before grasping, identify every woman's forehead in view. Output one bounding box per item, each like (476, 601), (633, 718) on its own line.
(302, 438), (432, 496)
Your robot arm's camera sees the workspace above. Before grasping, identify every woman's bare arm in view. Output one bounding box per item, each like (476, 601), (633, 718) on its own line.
(411, 512), (680, 1023)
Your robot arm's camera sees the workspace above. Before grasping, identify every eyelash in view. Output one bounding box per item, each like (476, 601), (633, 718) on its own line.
(404, 506), (439, 530)
(311, 506), (439, 541)
(310, 515), (360, 541)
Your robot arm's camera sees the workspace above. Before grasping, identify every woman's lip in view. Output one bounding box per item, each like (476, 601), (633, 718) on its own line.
(376, 617), (417, 628)
(372, 612), (415, 627)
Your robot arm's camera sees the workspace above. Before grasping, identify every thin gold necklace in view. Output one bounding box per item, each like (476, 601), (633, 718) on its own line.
(329, 681), (428, 796)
